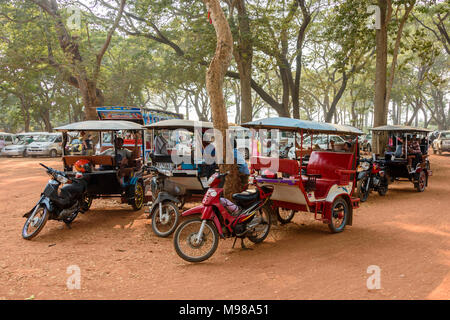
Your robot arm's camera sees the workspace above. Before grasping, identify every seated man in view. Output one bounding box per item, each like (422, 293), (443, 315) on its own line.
(342, 141), (352, 152)
(99, 136), (138, 186)
(407, 135), (422, 172)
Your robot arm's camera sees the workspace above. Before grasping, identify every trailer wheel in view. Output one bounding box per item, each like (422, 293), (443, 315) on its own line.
(328, 198), (349, 233)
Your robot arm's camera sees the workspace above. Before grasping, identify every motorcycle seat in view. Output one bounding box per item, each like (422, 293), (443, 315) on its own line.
(232, 189), (259, 205)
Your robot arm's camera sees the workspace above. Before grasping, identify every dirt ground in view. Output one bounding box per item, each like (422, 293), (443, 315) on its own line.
(0, 154), (449, 300)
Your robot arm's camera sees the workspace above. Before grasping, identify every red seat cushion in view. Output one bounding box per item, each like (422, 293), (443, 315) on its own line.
(250, 156), (299, 177)
(306, 151), (354, 179)
(304, 151), (355, 198)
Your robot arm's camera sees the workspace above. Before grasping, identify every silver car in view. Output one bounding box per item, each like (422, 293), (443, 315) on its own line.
(1, 138), (32, 157)
(26, 133), (63, 157)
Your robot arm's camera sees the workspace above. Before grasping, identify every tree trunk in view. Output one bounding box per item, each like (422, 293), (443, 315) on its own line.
(373, 0), (391, 154)
(385, 1), (415, 112)
(292, 0), (311, 119)
(233, 0), (253, 124)
(203, 0), (240, 199)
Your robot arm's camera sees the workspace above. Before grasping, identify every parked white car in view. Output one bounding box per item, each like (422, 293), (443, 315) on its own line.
(0, 132), (15, 153)
(432, 131), (450, 155)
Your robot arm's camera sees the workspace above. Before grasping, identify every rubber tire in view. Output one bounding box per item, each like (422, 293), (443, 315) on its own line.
(131, 181), (145, 211)
(49, 149), (57, 158)
(433, 148), (436, 154)
(22, 205), (49, 240)
(248, 206), (272, 244)
(328, 198), (349, 233)
(173, 218), (219, 263)
(23, 150), (28, 157)
(357, 177), (370, 202)
(151, 201), (180, 237)
(81, 195), (93, 212)
(377, 183), (388, 196)
(276, 207), (295, 224)
(415, 171), (426, 192)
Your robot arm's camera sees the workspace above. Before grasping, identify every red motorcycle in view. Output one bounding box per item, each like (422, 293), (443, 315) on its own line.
(173, 172), (274, 263)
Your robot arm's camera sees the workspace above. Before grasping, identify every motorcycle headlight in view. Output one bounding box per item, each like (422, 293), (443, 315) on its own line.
(56, 175), (68, 184)
(208, 190), (217, 197)
(360, 162), (370, 170)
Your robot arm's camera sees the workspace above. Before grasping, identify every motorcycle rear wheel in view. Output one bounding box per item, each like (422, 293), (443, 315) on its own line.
(22, 205), (49, 240)
(173, 218), (219, 263)
(248, 206), (272, 243)
(151, 201), (179, 237)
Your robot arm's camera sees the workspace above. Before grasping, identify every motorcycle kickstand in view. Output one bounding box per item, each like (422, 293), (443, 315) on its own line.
(64, 221), (72, 229)
(232, 237), (252, 250)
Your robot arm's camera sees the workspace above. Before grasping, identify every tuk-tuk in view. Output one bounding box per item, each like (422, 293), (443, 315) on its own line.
(144, 119), (219, 203)
(371, 125), (432, 192)
(55, 120), (148, 210)
(242, 117), (363, 233)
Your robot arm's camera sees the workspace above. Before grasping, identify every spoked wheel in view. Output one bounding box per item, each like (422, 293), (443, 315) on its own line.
(22, 205), (49, 240)
(151, 201), (180, 237)
(131, 182), (145, 211)
(357, 177), (370, 202)
(173, 218), (219, 263)
(248, 206), (272, 244)
(276, 207), (295, 224)
(328, 198), (349, 233)
(415, 171), (426, 192)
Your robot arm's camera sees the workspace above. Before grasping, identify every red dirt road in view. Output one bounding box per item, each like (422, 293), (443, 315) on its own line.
(0, 155), (449, 300)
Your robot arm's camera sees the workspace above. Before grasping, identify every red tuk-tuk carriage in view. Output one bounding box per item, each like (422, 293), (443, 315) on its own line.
(242, 117), (363, 233)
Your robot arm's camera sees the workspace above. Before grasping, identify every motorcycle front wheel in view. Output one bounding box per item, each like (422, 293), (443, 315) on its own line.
(173, 218), (219, 263)
(22, 205), (49, 240)
(151, 201), (179, 237)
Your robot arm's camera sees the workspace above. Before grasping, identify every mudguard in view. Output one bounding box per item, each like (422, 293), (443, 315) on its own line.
(181, 205), (224, 238)
(181, 204), (205, 217)
(23, 197), (53, 218)
(323, 194), (353, 226)
(149, 191), (180, 213)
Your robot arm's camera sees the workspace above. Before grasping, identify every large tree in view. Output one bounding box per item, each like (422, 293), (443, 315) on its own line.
(30, 0), (126, 120)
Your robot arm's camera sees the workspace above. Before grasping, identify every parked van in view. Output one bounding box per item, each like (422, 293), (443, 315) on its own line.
(0, 132), (15, 152)
(26, 133), (63, 157)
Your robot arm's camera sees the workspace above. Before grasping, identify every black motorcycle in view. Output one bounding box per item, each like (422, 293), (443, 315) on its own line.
(22, 163), (91, 240)
(356, 158), (389, 202)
